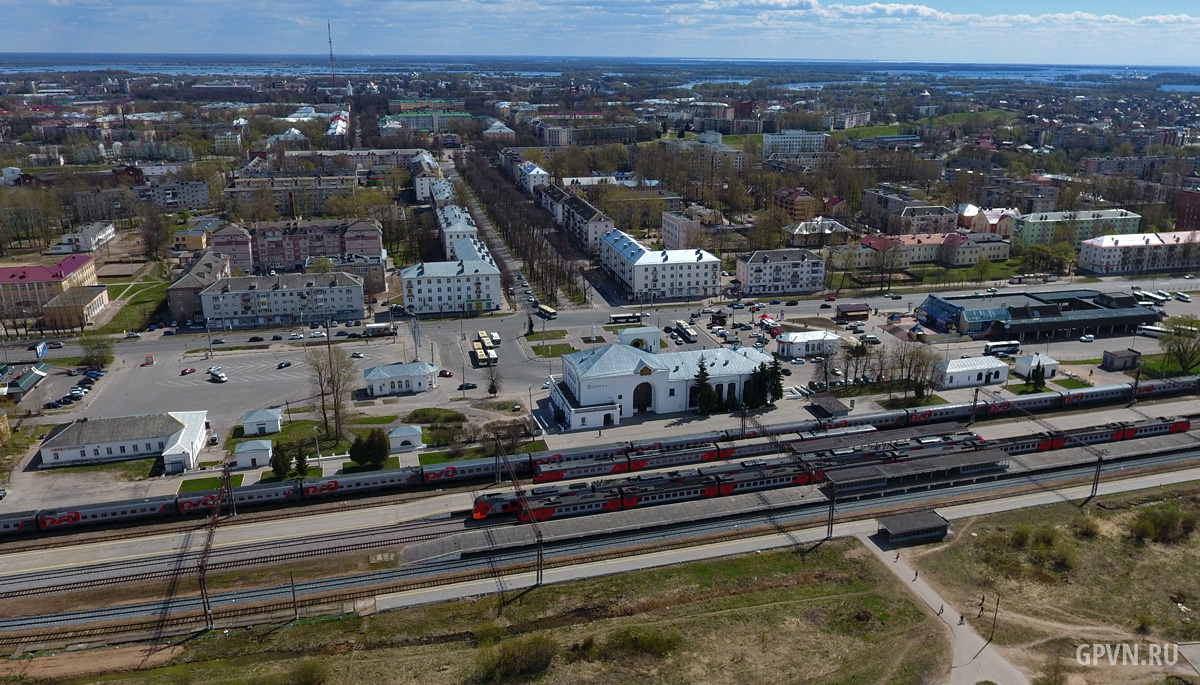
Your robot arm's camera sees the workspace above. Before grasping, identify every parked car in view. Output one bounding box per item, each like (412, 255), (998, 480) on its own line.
(824, 296), (837, 301)
(289, 333), (303, 340)
(351, 351), (364, 358)
(348, 333), (361, 339)
(811, 356), (825, 364)
(45, 401), (62, 409)
(180, 368), (196, 376)
(310, 331), (326, 338)
(781, 368), (791, 376)
(790, 358), (805, 365)
(770, 299), (781, 305)
(162, 330), (176, 336)
(248, 336), (264, 342)
(48, 341), (63, 349)
(542, 380), (552, 389)
(785, 300), (798, 306)
(352, 320), (361, 327)
(730, 303), (745, 309)
(59, 395), (76, 404)
(277, 361), (292, 369)
(458, 382), (478, 390)
(67, 369), (79, 376)
(1080, 334), (1095, 343)
(336, 331), (349, 336)
(439, 369), (454, 378)
(126, 332), (141, 339)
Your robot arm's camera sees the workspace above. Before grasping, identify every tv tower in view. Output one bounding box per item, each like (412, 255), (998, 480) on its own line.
(327, 20), (336, 86)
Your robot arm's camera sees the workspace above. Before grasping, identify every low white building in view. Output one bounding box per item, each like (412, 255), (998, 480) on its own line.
(234, 439), (273, 469)
(400, 237), (502, 316)
(50, 221), (116, 254)
(242, 408), (282, 436)
(598, 230), (720, 301)
(364, 361), (438, 397)
(931, 357), (1009, 390)
(548, 335), (775, 430)
(736, 249), (826, 296)
(775, 330), (839, 358)
(388, 425), (424, 453)
(1014, 353), (1059, 380)
(38, 411), (209, 474)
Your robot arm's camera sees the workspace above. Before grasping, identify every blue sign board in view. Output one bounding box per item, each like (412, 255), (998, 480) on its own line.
(34, 342), (47, 359)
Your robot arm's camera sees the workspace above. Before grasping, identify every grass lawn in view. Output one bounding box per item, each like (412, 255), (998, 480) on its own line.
(532, 343), (576, 358)
(353, 415), (399, 425)
(259, 467), (322, 483)
(105, 283), (133, 301)
(286, 405), (315, 415)
(404, 408), (466, 424)
(50, 354), (112, 369)
(114, 538), (948, 685)
(419, 439), (547, 465)
(224, 419), (350, 458)
(879, 394), (949, 409)
(603, 324), (640, 332)
(1130, 352), (1199, 379)
(0, 424), (54, 485)
(524, 329), (568, 342)
(98, 282), (169, 334)
(1003, 382), (1051, 395)
(1050, 377), (1090, 390)
(341, 456), (400, 474)
(62, 456), (158, 481)
(914, 482), (1200, 674)
(178, 474), (245, 493)
(829, 124), (902, 140)
(660, 339), (668, 349)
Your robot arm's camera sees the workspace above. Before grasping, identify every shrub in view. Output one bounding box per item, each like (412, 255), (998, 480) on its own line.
(1135, 611), (1154, 635)
(475, 635), (557, 682)
(473, 620), (506, 645)
(1032, 526), (1057, 548)
(1050, 541), (1077, 572)
(287, 660), (330, 685)
(1010, 524), (1032, 549)
(1072, 515), (1099, 539)
(404, 408), (466, 424)
(601, 627), (684, 659)
(1129, 506), (1197, 544)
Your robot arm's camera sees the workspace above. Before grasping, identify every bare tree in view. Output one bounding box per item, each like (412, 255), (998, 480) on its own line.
(306, 345), (357, 436)
(486, 364), (502, 397)
(1159, 315), (1200, 375)
(79, 332), (113, 369)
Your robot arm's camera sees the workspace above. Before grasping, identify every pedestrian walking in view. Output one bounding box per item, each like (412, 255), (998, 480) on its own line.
(958, 615), (965, 626)
(913, 570), (919, 581)
(978, 606), (985, 618)
(980, 594), (986, 606)
(895, 552), (900, 562)
(938, 604), (943, 616)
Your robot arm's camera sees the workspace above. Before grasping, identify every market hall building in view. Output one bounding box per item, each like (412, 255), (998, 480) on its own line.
(915, 290), (1160, 341)
(548, 327), (775, 431)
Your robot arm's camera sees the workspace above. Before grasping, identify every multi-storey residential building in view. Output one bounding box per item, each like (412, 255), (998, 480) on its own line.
(436, 205), (478, 259)
(983, 178), (1058, 214)
(430, 179), (456, 207)
(1012, 209), (1142, 248)
(1175, 190), (1200, 232)
(49, 221), (115, 254)
(890, 205), (958, 234)
(400, 237), (502, 315)
(378, 110), (474, 134)
(412, 153), (444, 202)
(658, 133), (747, 173)
(661, 211), (702, 250)
(304, 253), (387, 295)
(1079, 156), (1200, 179)
(771, 187), (820, 222)
(1078, 231), (1200, 274)
(782, 217), (853, 248)
(222, 176), (359, 215)
(213, 132), (242, 154)
(72, 187), (134, 222)
(168, 249), (231, 323)
(970, 208), (1020, 237)
(861, 186), (932, 229)
(209, 219), (384, 274)
(516, 161), (549, 194)
(939, 232), (1011, 267)
(200, 272), (365, 328)
(0, 255), (97, 318)
(132, 181), (210, 210)
(536, 186), (615, 254)
(822, 111), (872, 130)
(173, 217), (218, 252)
(761, 130), (830, 157)
(735, 249), (826, 296)
(893, 233), (947, 264)
(598, 230), (720, 300)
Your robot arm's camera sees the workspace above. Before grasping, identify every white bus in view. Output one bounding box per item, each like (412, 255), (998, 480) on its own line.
(363, 323), (396, 337)
(983, 340), (1021, 355)
(1137, 325), (1168, 338)
(490, 332), (501, 347)
(1142, 292), (1169, 305)
(486, 349), (499, 365)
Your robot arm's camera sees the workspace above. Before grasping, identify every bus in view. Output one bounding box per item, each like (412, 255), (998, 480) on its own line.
(984, 340), (1021, 355)
(490, 332), (501, 347)
(477, 331), (489, 345)
(673, 320), (698, 343)
(486, 349), (499, 365)
(536, 304), (557, 320)
(609, 313), (642, 325)
(480, 337), (494, 351)
(471, 342), (495, 367)
(1137, 325), (1168, 338)
(1142, 292), (1169, 305)
(363, 323), (396, 337)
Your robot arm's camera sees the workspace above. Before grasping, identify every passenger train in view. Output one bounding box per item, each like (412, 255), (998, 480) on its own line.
(1, 377), (1196, 539)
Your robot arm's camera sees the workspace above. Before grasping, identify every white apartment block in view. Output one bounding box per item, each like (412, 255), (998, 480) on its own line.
(436, 204), (478, 259)
(1012, 209), (1142, 248)
(599, 230), (720, 300)
(400, 237), (502, 315)
(200, 272), (365, 328)
(517, 161), (549, 194)
(662, 211), (702, 250)
(1078, 230), (1200, 275)
(736, 249), (826, 295)
(50, 221), (116, 254)
(762, 130), (830, 157)
(536, 185), (615, 253)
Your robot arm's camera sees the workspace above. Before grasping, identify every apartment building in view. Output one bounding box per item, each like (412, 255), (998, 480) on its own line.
(1175, 190), (1200, 232)
(771, 187), (820, 222)
(400, 237), (502, 315)
(436, 205), (478, 259)
(599, 230), (720, 300)
(304, 253), (387, 295)
(969, 208), (1020, 237)
(536, 186), (615, 253)
(1078, 231), (1200, 274)
(782, 217), (854, 248)
(890, 205), (958, 234)
(209, 219), (384, 274)
(168, 249), (232, 323)
(200, 272), (365, 328)
(222, 176), (359, 215)
(761, 130), (830, 157)
(517, 161), (549, 194)
(658, 132), (747, 173)
(662, 211), (702, 250)
(42, 285), (109, 331)
(49, 221), (116, 254)
(0, 255), (97, 319)
(1012, 209), (1142, 248)
(133, 181), (210, 210)
(735, 249), (826, 296)
(861, 186), (932, 229)
(983, 178), (1058, 214)
(1079, 156), (1200, 179)
(822, 111), (872, 130)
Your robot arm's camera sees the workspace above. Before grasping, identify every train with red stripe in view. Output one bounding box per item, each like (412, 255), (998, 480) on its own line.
(473, 416), (1191, 521)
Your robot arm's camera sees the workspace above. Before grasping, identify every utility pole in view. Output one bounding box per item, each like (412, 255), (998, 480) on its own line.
(967, 387), (980, 426)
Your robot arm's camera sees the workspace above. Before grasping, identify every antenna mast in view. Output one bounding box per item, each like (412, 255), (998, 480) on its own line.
(327, 20), (336, 85)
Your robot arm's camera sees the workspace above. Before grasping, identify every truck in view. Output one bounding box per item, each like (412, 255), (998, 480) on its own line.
(363, 323), (396, 337)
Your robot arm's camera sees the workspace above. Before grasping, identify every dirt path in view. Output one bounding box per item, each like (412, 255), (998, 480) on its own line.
(0, 644), (182, 680)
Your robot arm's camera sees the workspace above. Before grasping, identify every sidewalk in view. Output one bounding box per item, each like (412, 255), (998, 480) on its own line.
(857, 533), (1029, 685)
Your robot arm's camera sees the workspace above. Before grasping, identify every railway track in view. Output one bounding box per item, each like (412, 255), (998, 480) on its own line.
(2, 442), (1199, 650)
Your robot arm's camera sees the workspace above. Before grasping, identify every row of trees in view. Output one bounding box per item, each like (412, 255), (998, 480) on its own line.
(692, 357), (785, 414)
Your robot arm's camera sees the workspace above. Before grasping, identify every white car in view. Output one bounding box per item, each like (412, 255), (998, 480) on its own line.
(1080, 334), (1095, 343)
(351, 351), (364, 358)
(289, 332), (303, 340)
(310, 331), (326, 338)
(542, 380), (552, 389)
(207, 366), (222, 374)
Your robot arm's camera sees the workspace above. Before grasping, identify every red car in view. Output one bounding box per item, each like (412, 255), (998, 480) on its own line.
(438, 369), (454, 378)
(180, 368), (196, 376)
(824, 296), (837, 301)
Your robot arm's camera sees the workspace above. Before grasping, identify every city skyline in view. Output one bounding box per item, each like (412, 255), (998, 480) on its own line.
(2, 1), (1200, 66)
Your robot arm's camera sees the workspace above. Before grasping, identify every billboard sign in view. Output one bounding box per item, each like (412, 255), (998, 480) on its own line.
(34, 342), (47, 359)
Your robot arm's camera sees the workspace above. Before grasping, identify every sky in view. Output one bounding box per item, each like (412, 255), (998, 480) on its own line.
(3, 0), (1200, 66)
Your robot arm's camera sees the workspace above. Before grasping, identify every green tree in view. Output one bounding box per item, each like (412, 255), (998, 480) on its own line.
(1031, 362), (1046, 391)
(768, 358), (785, 403)
(1159, 315), (1200, 375)
(294, 449), (309, 477)
(367, 427), (390, 468)
(974, 257), (992, 283)
(693, 357), (715, 414)
(79, 332), (114, 369)
(348, 434), (368, 468)
(269, 448), (290, 478)
(309, 257), (334, 273)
